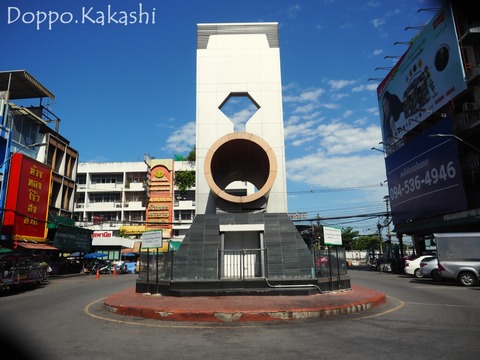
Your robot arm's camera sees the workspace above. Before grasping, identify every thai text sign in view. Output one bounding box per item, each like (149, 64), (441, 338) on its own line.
(3, 153), (52, 240)
(141, 230), (163, 248)
(324, 226), (342, 246)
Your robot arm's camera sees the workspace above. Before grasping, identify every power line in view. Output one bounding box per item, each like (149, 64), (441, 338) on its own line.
(287, 183), (383, 195)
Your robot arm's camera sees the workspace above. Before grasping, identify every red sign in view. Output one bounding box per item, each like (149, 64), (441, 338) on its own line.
(3, 153), (52, 241)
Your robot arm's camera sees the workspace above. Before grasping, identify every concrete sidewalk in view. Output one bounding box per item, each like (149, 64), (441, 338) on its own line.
(104, 284), (386, 322)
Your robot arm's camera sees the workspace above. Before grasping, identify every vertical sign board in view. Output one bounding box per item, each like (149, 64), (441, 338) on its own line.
(324, 226), (342, 246)
(145, 162), (173, 239)
(377, 4), (467, 146)
(3, 153), (52, 241)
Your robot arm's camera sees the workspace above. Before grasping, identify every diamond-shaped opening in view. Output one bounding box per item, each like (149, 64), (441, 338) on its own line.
(219, 92), (260, 132)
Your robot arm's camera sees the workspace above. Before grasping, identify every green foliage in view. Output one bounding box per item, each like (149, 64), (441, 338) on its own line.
(351, 234), (379, 250)
(186, 146), (196, 161)
(174, 170), (195, 192)
(341, 227), (359, 250)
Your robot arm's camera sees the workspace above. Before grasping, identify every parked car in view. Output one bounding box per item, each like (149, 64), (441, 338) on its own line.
(404, 255), (436, 278)
(438, 261), (480, 287)
(435, 233), (480, 287)
(419, 257), (442, 281)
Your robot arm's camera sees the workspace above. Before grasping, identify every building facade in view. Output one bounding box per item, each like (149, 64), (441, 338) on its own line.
(0, 70), (79, 250)
(375, 3), (480, 255)
(74, 159), (197, 244)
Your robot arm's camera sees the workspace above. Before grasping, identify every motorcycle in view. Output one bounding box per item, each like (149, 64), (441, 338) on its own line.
(370, 256), (379, 271)
(86, 261), (111, 275)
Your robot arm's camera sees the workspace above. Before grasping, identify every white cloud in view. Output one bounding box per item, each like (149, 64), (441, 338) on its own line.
(287, 151), (385, 189)
(327, 79), (357, 91)
(370, 18), (385, 29)
(165, 121), (196, 153)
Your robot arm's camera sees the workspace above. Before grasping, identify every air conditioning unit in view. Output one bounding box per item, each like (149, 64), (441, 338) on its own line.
(462, 102), (479, 112)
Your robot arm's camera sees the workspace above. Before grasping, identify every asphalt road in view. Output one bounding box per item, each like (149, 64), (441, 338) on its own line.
(1, 269), (479, 360)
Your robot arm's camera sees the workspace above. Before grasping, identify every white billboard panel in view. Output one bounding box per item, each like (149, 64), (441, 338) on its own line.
(324, 226), (342, 246)
(377, 4), (467, 147)
(141, 230), (163, 248)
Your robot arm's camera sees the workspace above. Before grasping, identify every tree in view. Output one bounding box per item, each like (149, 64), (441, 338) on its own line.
(174, 170), (195, 192)
(186, 146), (196, 161)
(341, 227), (359, 250)
(351, 234), (379, 251)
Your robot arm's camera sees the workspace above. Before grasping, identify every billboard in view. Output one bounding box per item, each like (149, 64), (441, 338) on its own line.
(53, 224), (93, 252)
(3, 153), (52, 241)
(386, 117), (468, 224)
(377, 4), (467, 147)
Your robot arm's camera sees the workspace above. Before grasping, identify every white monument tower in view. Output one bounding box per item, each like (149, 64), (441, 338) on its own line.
(139, 23), (350, 295)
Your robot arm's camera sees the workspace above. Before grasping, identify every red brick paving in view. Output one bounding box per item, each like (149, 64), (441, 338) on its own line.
(103, 284), (386, 322)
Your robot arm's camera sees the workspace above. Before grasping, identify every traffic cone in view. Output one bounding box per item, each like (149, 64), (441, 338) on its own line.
(113, 266), (117, 277)
(96, 269), (100, 279)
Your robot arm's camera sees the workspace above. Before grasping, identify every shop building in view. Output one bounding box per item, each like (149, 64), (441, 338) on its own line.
(0, 70), (80, 253)
(375, 2), (480, 255)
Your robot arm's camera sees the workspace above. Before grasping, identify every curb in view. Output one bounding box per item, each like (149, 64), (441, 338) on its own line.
(104, 285), (387, 322)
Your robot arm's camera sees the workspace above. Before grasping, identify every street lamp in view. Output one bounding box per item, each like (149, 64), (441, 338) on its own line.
(405, 26), (426, 31)
(371, 147), (385, 154)
(0, 142), (47, 169)
(429, 134), (480, 152)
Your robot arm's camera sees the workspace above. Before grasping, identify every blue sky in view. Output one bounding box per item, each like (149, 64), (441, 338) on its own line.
(1, 0), (440, 236)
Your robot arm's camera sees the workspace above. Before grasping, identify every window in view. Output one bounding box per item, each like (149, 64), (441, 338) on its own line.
(174, 210), (194, 221)
(91, 173), (123, 184)
(11, 112), (40, 145)
(89, 193), (121, 203)
(77, 174), (86, 185)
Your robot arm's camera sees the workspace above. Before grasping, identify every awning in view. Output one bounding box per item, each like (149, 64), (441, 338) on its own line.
(16, 243), (59, 250)
(0, 70), (55, 100)
(121, 248), (136, 254)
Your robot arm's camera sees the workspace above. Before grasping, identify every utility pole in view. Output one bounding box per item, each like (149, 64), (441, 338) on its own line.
(377, 221), (383, 255)
(377, 221), (383, 272)
(384, 195), (392, 242)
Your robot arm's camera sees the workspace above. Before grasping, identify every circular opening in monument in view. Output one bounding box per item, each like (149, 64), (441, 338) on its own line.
(204, 133), (277, 204)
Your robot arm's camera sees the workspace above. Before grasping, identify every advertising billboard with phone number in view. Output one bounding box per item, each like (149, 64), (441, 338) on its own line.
(385, 117), (468, 225)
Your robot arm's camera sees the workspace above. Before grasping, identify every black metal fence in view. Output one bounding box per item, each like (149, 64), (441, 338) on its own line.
(138, 246), (347, 282)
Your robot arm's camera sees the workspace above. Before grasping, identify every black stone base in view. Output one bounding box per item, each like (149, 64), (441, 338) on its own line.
(135, 276), (351, 296)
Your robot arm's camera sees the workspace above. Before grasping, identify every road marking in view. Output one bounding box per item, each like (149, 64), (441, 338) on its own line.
(405, 301), (480, 308)
(350, 296), (405, 320)
(84, 297), (260, 328)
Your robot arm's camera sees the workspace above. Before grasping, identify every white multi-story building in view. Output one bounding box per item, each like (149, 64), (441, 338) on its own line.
(74, 160), (254, 250)
(74, 160), (197, 244)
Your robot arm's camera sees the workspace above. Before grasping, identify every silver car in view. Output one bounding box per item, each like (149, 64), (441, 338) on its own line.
(438, 260), (480, 287)
(419, 257), (442, 281)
